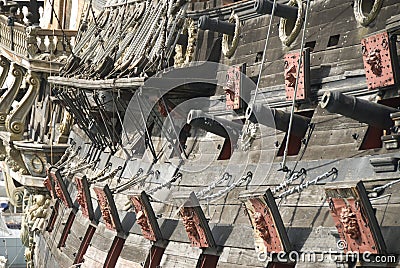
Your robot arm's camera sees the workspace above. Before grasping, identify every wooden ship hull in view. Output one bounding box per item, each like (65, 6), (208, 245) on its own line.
(1, 0), (400, 267)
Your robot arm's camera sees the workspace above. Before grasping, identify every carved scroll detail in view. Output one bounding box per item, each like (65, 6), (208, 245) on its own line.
(0, 55), (10, 89)
(6, 72), (40, 139)
(0, 64), (25, 128)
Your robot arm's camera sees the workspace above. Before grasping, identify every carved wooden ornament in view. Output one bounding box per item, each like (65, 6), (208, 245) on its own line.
(284, 48), (310, 101)
(130, 191), (162, 241)
(94, 185), (122, 232)
(44, 170), (55, 199)
(325, 181), (386, 254)
(361, 32), (398, 90)
(179, 192), (216, 248)
(244, 189), (291, 254)
(224, 64), (246, 110)
(74, 174), (94, 220)
(49, 168), (73, 208)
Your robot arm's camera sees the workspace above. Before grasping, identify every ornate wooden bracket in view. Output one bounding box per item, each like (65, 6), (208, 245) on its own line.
(243, 189), (292, 254)
(284, 48), (310, 101)
(93, 185), (122, 232)
(49, 168), (73, 208)
(325, 181), (386, 253)
(0, 63), (25, 130)
(0, 55), (10, 89)
(6, 71), (41, 139)
(43, 176), (54, 199)
(361, 32), (399, 90)
(224, 64), (246, 110)
(130, 191), (163, 241)
(179, 192), (216, 248)
(74, 174), (94, 220)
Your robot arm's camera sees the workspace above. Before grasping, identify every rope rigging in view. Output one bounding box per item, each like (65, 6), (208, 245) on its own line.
(281, 0), (312, 172)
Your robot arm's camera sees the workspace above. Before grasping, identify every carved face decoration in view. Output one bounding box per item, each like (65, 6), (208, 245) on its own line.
(366, 48), (383, 76)
(285, 64), (297, 88)
(54, 181), (63, 200)
(340, 206), (361, 240)
(254, 211), (269, 241)
(99, 197), (112, 225)
(181, 212), (199, 240)
(136, 210), (151, 232)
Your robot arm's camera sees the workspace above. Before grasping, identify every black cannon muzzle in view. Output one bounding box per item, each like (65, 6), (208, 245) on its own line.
(187, 110), (242, 139)
(198, 15), (235, 36)
(254, 0), (298, 20)
(246, 104), (310, 138)
(320, 91), (398, 130)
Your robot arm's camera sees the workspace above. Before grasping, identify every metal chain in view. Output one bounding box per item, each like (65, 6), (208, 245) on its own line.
(57, 145), (81, 168)
(111, 168), (160, 194)
(90, 165), (122, 184)
(195, 172), (232, 198)
(147, 172), (183, 195)
(62, 160), (98, 178)
(200, 172), (253, 201)
(372, 178), (400, 193)
(277, 168), (338, 199)
(272, 168), (306, 194)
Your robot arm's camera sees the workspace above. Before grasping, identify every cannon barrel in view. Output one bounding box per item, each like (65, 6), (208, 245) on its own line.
(246, 104), (310, 138)
(320, 91), (398, 130)
(198, 16), (235, 36)
(187, 110), (242, 139)
(254, 0), (298, 20)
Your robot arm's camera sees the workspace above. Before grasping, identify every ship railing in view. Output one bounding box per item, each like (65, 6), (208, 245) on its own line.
(0, 14), (76, 72)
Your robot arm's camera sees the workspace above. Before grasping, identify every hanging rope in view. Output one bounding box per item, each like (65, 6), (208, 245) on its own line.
(281, 0), (312, 171)
(277, 168), (337, 199)
(247, 0), (278, 117)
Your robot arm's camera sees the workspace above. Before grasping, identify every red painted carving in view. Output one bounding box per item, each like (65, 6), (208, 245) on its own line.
(328, 198), (378, 253)
(130, 196), (156, 241)
(224, 65), (244, 110)
(249, 198), (284, 252)
(50, 170), (72, 208)
(43, 177), (53, 198)
(94, 187), (115, 230)
(361, 32), (396, 90)
(366, 48), (383, 76)
(284, 50), (309, 101)
(157, 99), (172, 117)
(254, 211), (269, 241)
(339, 206), (361, 240)
(285, 64), (297, 88)
(180, 207), (209, 248)
(75, 176), (89, 218)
